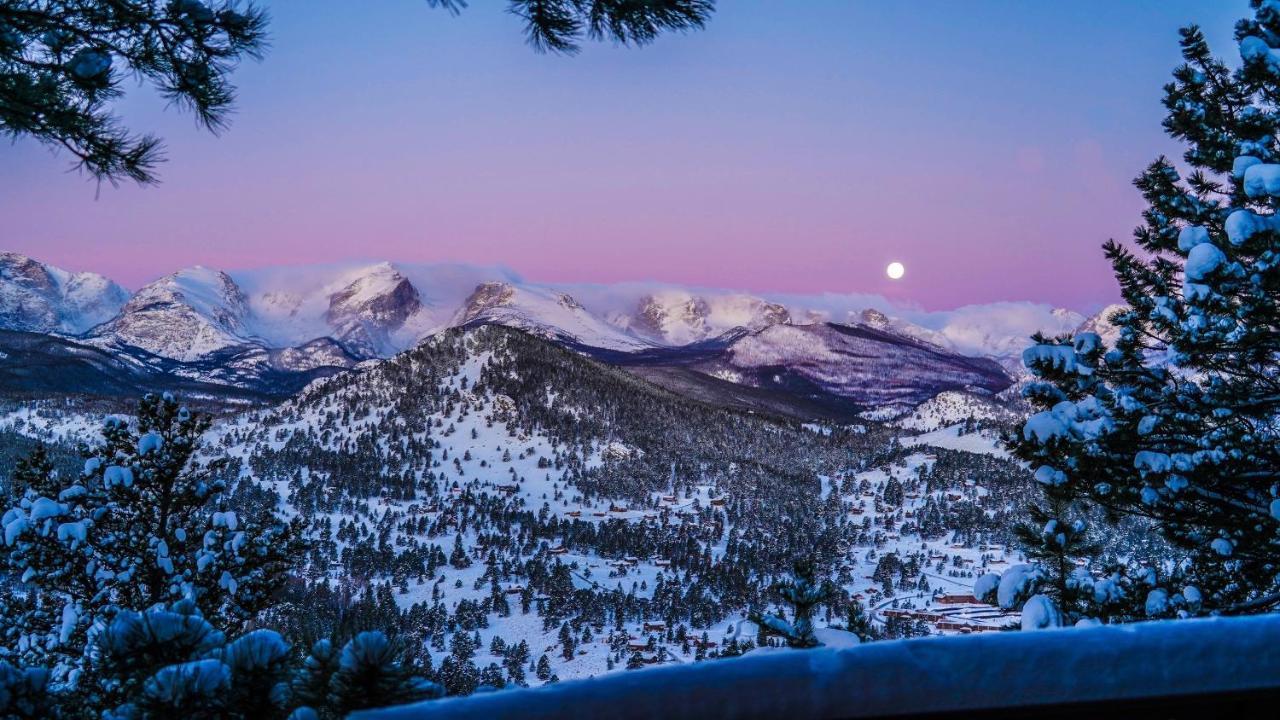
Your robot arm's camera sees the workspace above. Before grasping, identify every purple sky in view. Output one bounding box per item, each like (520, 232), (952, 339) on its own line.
(0, 1), (1244, 311)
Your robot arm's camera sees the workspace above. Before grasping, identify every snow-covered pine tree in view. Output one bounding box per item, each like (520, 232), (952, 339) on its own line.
(748, 559), (834, 649)
(0, 393), (301, 684)
(290, 639), (341, 718)
(326, 632), (442, 716)
(1011, 0), (1280, 622)
(841, 597), (879, 642)
(0, 660), (52, 719)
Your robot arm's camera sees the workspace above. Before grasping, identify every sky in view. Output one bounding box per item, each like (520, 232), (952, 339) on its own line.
(0, 0), (1246, 312)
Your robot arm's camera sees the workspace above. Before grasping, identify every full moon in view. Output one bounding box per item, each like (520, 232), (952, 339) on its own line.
(886, 261), (906, 280)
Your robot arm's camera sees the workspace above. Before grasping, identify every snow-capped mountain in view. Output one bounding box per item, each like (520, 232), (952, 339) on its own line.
(0, 253), (129, 335)
(94, 266), (253, 362)
(454, 281), (651, 351)
(626, 290), (791, 345)
(712, 322), (1012, 409)
(931, 305), (1084, 359)
(853, 308), (952, 350)
(1075, 303), (1127, 348)
(0, 254), (1102, 411)
(322, 262), (425, 356)
(597, 321), (1012, 415)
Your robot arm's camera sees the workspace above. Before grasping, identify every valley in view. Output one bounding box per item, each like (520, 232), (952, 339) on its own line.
(0, 252), (1109, 693)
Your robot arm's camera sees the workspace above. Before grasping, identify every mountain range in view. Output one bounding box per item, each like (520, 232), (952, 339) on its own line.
(0, 252), (1110, 415)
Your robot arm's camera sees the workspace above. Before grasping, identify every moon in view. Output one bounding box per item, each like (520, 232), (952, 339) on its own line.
(886, 261), (905, 280)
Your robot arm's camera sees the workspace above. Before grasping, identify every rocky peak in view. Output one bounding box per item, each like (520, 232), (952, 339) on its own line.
(0, 252), (58, 294)
(457, 282), (517, 325)
(0, 252), (129, 334)
(1075, 303), (1128, 347)
(858, 308), (891, 329)
(633, 292), (710, 342)
(324, 263), (423, 357)
(100, 267), (250, 361)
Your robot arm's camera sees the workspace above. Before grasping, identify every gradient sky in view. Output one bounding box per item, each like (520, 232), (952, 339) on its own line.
(0, 0), (1246, 311)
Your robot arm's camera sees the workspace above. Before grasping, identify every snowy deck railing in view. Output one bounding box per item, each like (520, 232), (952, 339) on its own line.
(351, 614), (1280, 720)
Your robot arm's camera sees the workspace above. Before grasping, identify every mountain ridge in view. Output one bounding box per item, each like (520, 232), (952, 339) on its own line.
(0, 253), (1118, 416)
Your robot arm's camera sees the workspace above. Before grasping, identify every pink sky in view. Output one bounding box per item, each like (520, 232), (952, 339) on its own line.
(0, 1), (1243, 312)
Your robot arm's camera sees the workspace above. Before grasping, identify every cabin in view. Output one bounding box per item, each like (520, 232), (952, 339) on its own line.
(566, 510), (582, 518)
(709, 497), (726, 507)
(496, 484), (518, 494)
(505, 585), (526, 595)
(643, 622), (667, 633)
(935, 594), (980, 605)
(610, 503), (629, 513)
(548, 545), (568, 555)
(654, 559), (671, 567)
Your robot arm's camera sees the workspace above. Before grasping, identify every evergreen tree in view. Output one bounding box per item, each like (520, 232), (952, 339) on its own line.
(449, 533), (471, 569)
(558, 621), (576, 660)
(327, 631), (442, 715)
(0, 660), (52, 719)
(842, 598), (879, 643)
(1010, 0), (1280, 621)
(0, 394), (301, 684)
(748, 558), (834, 649)
(291, 639), (341, 719)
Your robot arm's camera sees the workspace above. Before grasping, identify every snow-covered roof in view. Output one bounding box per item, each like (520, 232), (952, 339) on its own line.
(352, 614), (1280, 720)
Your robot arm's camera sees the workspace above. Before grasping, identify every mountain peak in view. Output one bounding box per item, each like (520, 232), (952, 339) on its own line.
(324, 264), (423, 357)
(0, 252), (129, 335)
(98, 266), (250, 361)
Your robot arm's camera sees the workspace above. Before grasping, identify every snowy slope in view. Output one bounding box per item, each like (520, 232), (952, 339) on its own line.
(895, 391), (1018, 432)
(454, 281), (653, 351)
(201, 325), (1031, 692)
(95, 266), (252, 361)
(708, 323), (1013, 409)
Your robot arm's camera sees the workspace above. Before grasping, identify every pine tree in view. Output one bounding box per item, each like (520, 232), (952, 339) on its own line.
(558, 622), (576, 660)
(327, 632), (442, 715)
(291, 639), (341, 719)
(748, 558), (834, 649)
(449, 533), (471, 569)
(0, 393), (301, 684)
(1010, 0), (1280, 621)
(0, 660), (53, 719)
(842, 598), (879, 643)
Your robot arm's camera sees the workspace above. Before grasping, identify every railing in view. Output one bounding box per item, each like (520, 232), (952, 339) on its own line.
(351, 613), (1280, 720)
